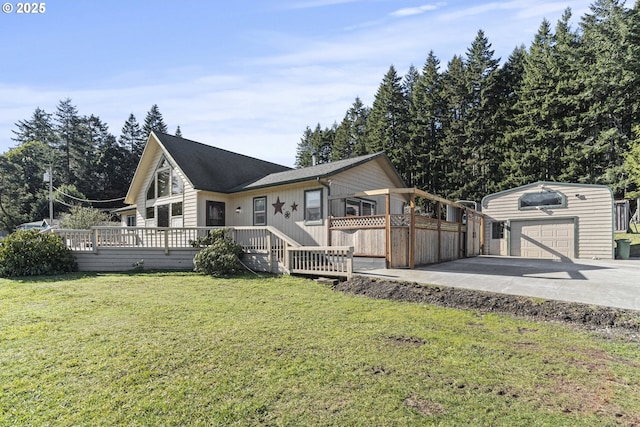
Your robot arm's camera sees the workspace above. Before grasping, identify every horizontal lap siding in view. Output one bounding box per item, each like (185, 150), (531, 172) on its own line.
(74, 248), (200, 272)
(74, 248), (276, 273)
(330, 160), (406, 214)
(483, 183), (613, 259)
(229, 183), (326, 246)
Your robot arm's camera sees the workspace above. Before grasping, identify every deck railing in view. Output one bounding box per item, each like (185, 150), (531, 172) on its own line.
(52, 226), (353, 278)
(288, 246), (353, 279)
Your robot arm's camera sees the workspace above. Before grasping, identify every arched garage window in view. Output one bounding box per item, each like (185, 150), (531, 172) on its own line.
(519, 191), (566, 210)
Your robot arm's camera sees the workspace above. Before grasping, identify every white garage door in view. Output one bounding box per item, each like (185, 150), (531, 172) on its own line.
(511, 219), (575, 259)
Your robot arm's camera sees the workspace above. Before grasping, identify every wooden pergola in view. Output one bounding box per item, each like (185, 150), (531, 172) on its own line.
(330, 187), (485, 268)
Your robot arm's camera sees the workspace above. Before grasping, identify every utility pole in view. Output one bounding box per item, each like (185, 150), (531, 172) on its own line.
(43, 167), (53, 225)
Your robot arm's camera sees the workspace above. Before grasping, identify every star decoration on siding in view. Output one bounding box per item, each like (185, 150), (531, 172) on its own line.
(290, 202), (298, 212)
(272, 197), (285, 215)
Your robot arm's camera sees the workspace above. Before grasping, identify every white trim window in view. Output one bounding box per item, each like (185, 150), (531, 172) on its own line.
(253, 196), (266, 226)
(146, 155), (184, 200)
(304, 188), (323, 224)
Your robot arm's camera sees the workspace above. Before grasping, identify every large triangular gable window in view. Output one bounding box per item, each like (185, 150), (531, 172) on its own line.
(146, 155), (184, 200)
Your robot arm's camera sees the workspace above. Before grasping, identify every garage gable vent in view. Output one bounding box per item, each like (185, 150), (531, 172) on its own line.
(519, 191), (566, 210)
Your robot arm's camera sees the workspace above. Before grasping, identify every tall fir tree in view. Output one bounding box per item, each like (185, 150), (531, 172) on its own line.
(3, 141), (51, 219)
(578, 0), (635, 195)
(461, 30), (501, 200)
(504, 20), (561, 186)
(143, 104), (168, 137)
(331, 97), (369, 161)
(11, 107), (56, 147)
(295, 126), (314, 168)
(365, 66), (411, 184)
(494, 45), (527, 189)
(95, 132), (129, 204)
(80, 115), (116, 200)
(119, 113), (146, 158)
(54, 98), (85, 185)
(411, 51), (444, 193)
(440, 55), (469, 199)
(0, 155), (31, 230)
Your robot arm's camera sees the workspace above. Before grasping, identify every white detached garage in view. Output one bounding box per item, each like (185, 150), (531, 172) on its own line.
(482, 182), (614, 260)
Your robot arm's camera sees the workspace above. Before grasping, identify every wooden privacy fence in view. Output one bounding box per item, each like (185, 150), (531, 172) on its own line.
(52, 226), (353, 278)
(329, 188), (484, 268)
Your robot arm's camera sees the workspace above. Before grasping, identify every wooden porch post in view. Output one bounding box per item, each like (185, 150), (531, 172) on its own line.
(437, 201), (442, 263)
(480, 213), (485, 255)
(409, 194), (415, 269)
(385, 193), (391, 269)
(458, 208), (464, 259)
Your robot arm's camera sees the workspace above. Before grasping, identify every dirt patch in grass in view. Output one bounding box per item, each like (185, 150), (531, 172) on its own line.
(334, 276), (640, 341)
(404, 394), (446, 417)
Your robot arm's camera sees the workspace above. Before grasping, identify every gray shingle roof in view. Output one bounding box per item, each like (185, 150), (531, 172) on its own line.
(155, 132), (292, 193)
(236, 152), (390, 191)
(154, 132), (403, 194)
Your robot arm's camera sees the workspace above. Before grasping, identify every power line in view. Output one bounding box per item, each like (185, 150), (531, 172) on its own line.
(53, 186), (126, 204)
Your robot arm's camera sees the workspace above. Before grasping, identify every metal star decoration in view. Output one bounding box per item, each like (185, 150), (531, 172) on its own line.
(290, 202), (298, 212)
(272, 197), (285, 215)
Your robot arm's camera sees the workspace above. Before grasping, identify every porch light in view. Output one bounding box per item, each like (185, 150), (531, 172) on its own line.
(236, 206), (242, 214)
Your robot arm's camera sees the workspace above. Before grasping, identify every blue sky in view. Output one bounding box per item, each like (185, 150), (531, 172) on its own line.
(0, 0), (590, 166)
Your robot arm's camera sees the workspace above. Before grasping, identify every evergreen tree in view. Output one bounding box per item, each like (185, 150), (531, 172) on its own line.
(623, 125), (640, 197)
(494, 45), (527, 189)
(311, 123), (335, 165)
(11, 107), (56, 146)
(3, 141), (52, 219)
(119, 113), (146, 158)
(175, 126), (183, 138)
(0, 155), (31, 230)
(143, 104), (168, 136)
(578, 0), (635, 196)
(82, 115), (120, 201)
(461, 30), (501, 199)
(295, 126), (314, 168)
(331, 97), (369, 161)
(440, 55), (469, 199)
(504, 20), (560, 186)
(95, 133), (129, 205)
(411, 51), (444, 193)
(54, 98), (84, 185)
(365, 66), (411, 183)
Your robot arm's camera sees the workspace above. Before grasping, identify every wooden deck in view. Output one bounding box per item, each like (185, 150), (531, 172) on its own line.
(53, 226), (354, 278)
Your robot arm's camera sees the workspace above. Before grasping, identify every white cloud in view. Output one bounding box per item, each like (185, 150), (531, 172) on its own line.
(390, 4), (440, 17)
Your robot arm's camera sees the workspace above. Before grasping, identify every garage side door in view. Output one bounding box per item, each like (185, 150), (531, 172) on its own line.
(511, 219), (575, 259)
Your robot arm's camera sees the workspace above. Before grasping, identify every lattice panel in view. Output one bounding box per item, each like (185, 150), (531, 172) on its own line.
(331, 215), (386, 228)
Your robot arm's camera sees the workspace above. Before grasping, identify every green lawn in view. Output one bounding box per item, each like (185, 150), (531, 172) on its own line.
(1, 272), (639, 426)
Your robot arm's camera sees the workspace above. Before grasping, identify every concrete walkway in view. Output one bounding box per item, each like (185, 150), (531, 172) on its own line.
(355, 256), (640, 311)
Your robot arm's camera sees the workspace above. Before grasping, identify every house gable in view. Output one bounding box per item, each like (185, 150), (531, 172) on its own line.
(125, 132), (292, 204)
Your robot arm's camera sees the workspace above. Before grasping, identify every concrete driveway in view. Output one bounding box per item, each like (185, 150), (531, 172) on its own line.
(355, 256), (640, 311)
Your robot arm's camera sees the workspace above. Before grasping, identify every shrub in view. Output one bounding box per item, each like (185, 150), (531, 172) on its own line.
(59, 206), (114, 229)
(0, 230), (77, 277)
(193, 228), (244, 276)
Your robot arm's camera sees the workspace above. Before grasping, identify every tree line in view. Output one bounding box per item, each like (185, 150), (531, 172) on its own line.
(296, 0), (640, 204)
(0, 100), (178, 230)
